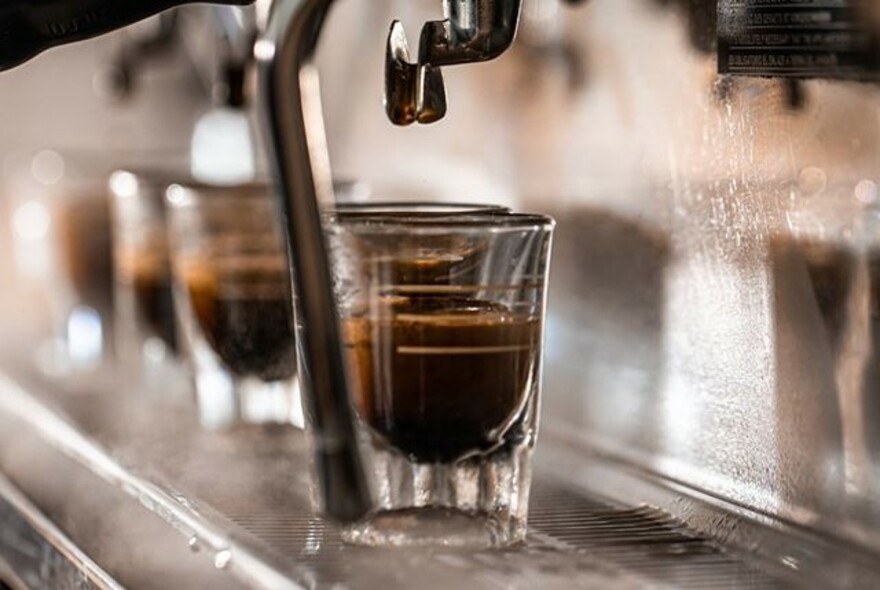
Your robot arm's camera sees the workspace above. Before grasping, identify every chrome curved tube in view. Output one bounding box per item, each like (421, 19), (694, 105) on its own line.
(256, 0), (371, 523)
(420, 0), (522, 66)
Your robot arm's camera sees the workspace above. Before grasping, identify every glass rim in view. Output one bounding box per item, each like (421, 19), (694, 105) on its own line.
(329, 210), (555, 231)
(331, 201), (511, 217)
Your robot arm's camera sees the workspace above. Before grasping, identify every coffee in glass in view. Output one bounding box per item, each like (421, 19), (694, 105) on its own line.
(166, 183), (302, 429)
(327, 209), (554, 548)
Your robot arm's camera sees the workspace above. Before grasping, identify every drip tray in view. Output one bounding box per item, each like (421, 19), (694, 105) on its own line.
(225, 484), (789, 590)
(0, 364), (872, 589)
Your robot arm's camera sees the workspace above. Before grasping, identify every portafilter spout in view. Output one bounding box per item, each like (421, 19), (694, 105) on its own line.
(255, 0), (523, 523)
(385, 0), (523, 125)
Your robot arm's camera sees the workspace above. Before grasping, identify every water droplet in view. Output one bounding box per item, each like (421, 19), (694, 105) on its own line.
(188, 537), (200, 553)
(214, 549), (232, 569)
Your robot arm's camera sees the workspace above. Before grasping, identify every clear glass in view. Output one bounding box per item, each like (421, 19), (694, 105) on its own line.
(110, 170), (182, 384)
(327, 211), (555, 548)
(165, 183), (303, 430)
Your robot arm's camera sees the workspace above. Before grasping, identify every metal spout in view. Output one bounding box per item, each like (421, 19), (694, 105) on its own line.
(256, 0), (371, 523)
(385, 0), (523, 125)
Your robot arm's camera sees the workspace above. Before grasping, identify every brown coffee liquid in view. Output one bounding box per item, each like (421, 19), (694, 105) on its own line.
(344, 297), (540, 463)
(59, 195), (114, 313)
(184, 257), (296, 382)
(381, 253), (480, 286)
(118, 251), (177, 352)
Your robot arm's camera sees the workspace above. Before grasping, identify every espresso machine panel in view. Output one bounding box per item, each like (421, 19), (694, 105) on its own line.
(718, 0), (880, 79)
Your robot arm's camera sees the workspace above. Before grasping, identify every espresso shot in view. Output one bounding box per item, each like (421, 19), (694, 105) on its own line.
(166, 183), (302, 430)
(329, 211), (554, 548)
(181, 256), (297, 382)
(58, 192), (115, 315)
(116, 250), (178, 354)
(110, 170), (190, 377)
(345, 296), (540, 463)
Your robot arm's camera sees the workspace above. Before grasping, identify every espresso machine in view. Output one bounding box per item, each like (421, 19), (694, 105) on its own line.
(1, 0), (880, 588)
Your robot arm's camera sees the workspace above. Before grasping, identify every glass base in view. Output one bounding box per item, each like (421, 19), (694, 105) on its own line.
(342, 507), (526, 548)
(339, 438), (534, 548)
(190, 340), (303, 430)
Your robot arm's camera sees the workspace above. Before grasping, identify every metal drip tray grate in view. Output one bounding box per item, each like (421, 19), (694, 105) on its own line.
(219, 482), (793, 589)
(528, 486), (787, 589)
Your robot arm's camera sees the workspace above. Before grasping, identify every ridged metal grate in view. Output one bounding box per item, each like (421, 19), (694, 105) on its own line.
(527, 484), (789, 589)
(221, 482), (793, 589)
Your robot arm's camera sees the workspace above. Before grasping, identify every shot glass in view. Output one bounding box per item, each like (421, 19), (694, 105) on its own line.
(327, 211), (555, 548)
(109, 170), (180, 380)
(165, 183), (303, 430)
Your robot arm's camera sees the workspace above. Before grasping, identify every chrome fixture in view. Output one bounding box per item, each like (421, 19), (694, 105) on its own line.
(384, 0), (523, 125)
